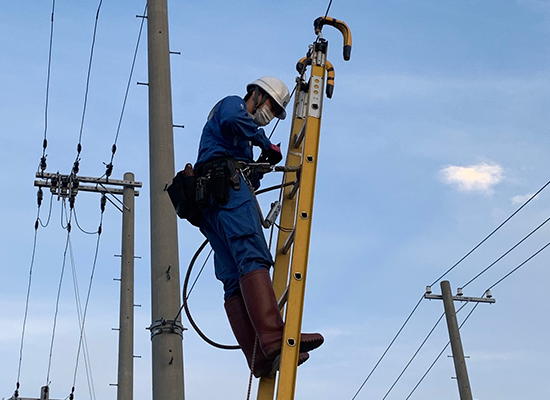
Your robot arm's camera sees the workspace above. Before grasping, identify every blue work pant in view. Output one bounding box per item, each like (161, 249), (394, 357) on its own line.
(199, 183), (274, 299)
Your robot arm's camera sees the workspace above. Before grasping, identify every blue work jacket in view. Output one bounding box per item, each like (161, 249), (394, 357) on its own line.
(195, 96), (272, 169)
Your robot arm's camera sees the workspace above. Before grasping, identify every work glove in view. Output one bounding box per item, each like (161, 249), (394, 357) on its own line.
(258, 143), (283, 165)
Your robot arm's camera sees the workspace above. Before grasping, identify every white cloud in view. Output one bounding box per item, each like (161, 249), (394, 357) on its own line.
(441, 163), (504, 193)
(511, 192), (535, 205)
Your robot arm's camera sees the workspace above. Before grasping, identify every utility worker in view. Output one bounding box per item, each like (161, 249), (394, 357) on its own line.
(194, 77), (324, 377)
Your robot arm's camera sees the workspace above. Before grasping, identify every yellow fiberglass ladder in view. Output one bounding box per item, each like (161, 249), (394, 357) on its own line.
(257, 16), (352, 400)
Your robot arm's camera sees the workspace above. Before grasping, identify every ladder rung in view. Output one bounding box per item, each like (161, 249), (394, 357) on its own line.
(277, 286), (289, 309)
(288, 179), (300, 200)
(280, 229), (295, 255)
(293, 121), (307, 148)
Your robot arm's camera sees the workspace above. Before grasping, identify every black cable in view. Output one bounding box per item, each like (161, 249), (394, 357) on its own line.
(38, 192), (55, 228)
(430, 179), (550, 287)
(74, 0), (104, 167)
(187, 248), (213, 300)
(16, 207), (42, 390)
(73, 206), (100, 234)
(380, 311), (447, 400)
(350, 295), (424, 400)
(179, 239), (240, 350)
(46, 202), (72, 386)
(68, 234), (96, 400)
(105, 3), (147, 178)
(461, 215), (550, 289)
(404, 302), (480, 400)
(39, 0), (56, 175)
(487, 240), (550, 291)
(323, 0), (334, 19)
(71, 211), (103, 398)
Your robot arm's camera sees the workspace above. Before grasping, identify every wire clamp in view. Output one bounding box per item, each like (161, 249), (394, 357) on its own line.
(147, 318), (187, 339)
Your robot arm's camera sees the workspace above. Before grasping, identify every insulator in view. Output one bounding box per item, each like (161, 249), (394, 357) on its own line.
(37, 187), (44, 207)
(111, 144), (117, 154)
(43, 138), (48, 150)
(105, 163), (113, 178)
(425, 285), (432, 295)
(40, 156), (47, 172)
(77, 143), (82, 153)
(72, 160), (80, 175)
(100, 194), (107, 212)
(69, 196), (75, 209)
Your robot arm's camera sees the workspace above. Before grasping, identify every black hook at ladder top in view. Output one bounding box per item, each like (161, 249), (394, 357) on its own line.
(313, 16), (352, 61)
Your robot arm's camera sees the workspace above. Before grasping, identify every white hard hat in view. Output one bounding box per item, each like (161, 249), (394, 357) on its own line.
(247, 76), (290, 120)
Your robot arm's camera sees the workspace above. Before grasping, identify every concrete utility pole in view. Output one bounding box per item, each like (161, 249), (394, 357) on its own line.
(33, 172), (142, 400)
(146, 1), (185, 399)
(424, 281), (495, 400)
(441, 281), (473, 400)
(117, 172), (136, 400)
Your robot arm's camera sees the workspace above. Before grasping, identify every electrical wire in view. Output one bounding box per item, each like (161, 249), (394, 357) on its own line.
(380, 311), (447, 400)
(73, 206), (101, 234)
(70, 210), (103, 400)
(429, 179), (550, 287)
(487, 239), (550, 291)
(73, 0), (104, 171)
(104, 3), (147, 179)
(38, 192), (55, 228)
(461, 214), (550, 289)
(46, 201), (72, 386)
(68, 235), (96, 400)
(404, 302), (481, 400)
(39, 0), (56, 175)
(350, 296), (424, 400)
(15, 206), (43, 394)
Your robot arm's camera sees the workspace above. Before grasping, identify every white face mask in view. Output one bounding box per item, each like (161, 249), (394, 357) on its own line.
(252, 104), (275, 126)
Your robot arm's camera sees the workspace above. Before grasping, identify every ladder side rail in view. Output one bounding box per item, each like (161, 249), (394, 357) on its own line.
(276, 61), (326, 400)
(256, 84), (308, 400)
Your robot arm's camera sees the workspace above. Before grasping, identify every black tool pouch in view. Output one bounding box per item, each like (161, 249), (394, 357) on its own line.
(167, 163), (203, 227)
(211, 162), (230, 206)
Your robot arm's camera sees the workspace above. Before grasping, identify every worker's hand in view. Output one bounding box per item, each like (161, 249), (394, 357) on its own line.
(259, 143), (283, 165)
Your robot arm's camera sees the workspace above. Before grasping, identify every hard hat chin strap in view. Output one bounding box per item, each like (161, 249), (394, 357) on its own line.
(252, 87), (268, 115)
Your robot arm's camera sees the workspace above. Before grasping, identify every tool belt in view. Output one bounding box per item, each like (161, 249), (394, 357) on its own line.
(195, 158), (242, 207)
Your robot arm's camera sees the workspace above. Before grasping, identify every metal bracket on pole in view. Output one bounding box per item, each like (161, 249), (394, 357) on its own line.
(147, 318), (187, 339)
(35, 171), (142, 198)
(424, 281), (496, 400)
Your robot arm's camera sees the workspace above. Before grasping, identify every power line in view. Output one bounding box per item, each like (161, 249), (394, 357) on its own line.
(46, 202), (72, 386)
(39, 0), (56, 176)
(104, 3), (147, 179)
(430, 179), (550, 287)
(380, 310), (447, 400)
(350, 296), (424, 400)
(487, 239), (550, 291)
(68, 235), (96, 400)
(15, 206), (43, 395)
(73, 0), (104, 174)
(461, 214), (550, 289)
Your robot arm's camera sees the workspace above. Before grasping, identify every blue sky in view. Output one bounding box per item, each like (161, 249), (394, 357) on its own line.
(1, 1), (550, 399)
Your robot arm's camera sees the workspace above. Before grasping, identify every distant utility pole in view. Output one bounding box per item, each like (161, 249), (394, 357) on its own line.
(117, 172), (138, 400)
(146, 0), (185, 399)
(424, 281), (495, 400)
(34, 171), (142, 400)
